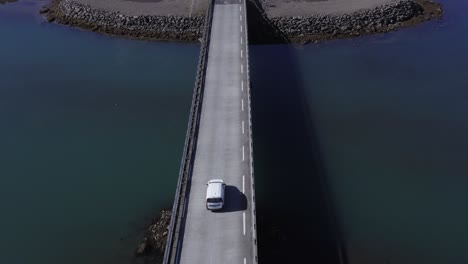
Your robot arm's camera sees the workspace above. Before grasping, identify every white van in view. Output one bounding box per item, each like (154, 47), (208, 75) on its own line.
(205, 179), (226, 210)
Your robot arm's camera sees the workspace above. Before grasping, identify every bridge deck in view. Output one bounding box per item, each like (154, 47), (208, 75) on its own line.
(179, 0), (254, 263)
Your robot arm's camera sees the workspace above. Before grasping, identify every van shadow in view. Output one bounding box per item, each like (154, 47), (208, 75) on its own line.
(213, 185), (247, 213)
(249, 44), (347, 264)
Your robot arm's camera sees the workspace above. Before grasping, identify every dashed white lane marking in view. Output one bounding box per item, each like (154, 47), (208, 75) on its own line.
(244, 258), (246, 264)
(241, 81), (244, 91)
(242, 145), (245, 161)
(241, 64), (243, 73)
(240, 15), (242, 21)
(241, 37), (243, 45)
(242, 99), (244, 111)
(242, 120), (245, 134)
(243, 212), (246, 235)
(240, 6), (242, 11)
(242, 175), (245, 193)
(241, 49), (243, 58)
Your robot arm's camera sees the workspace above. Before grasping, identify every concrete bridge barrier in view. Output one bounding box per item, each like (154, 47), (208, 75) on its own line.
(163, 1), (215, 263)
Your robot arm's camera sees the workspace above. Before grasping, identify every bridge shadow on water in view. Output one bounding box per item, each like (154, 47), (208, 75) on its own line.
(247, 2), (347, 261)
(249, 44), (347, 264)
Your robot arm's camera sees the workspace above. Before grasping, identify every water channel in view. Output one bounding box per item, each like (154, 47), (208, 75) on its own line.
(1, 0), (468, 263)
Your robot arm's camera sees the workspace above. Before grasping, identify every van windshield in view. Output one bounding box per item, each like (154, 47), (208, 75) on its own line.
(207, 198), (222, 203)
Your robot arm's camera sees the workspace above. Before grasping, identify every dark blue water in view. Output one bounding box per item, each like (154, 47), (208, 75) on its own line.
(2, 0), (468, 263)
(251, 0), (468, 263)
(0, 1), (199, 264)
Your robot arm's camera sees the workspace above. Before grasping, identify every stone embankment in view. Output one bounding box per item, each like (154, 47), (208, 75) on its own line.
(0, 0), (18, 4)
(41, 0), (442, 43)
(135, 210), (172, 260)
(250, 0), (443, 44)
(43, 0), (204, 42)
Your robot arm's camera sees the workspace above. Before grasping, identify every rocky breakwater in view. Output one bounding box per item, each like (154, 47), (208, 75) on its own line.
(0, 0), (18, 4)
(262, 0), (442, 43)
(135, 210), (172, 261)
(42, 0), (204, 42)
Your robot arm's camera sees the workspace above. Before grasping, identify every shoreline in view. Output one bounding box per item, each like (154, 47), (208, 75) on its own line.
(0, 0), (18, 4)
(42, 0), (205, 42)
(277, 0), (443, 44)
(248, 0), (443, 44)
(40, 0), (442, 44)
(134, 210), (172, 262)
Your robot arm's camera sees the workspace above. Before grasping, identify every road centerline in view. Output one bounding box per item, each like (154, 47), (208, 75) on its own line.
(179, 1), (256, 263)
(243, 212), (246, 235)
(242, 175), (245, 193)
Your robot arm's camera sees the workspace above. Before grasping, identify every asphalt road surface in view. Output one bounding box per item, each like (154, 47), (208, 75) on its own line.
(179, 0), (255, 263)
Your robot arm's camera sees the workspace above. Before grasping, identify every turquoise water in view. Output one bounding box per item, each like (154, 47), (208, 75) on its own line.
(251, 0), (468, 263)
(0, 1), (199, 263)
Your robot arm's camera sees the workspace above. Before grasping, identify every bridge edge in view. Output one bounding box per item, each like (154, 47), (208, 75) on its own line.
(162, 1), (216, 263)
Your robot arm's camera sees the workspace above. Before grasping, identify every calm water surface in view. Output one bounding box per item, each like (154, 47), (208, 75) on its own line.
(251, 0), (468, 263)
(2, 0), (468, 263)
(0, 1), (198, 264)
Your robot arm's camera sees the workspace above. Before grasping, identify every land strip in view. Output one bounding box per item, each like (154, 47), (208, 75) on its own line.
(41, 0), (442, 43)
(0, 0), (18, 4)
(42, 0), (207, 42)
(74, 0), (207, 17)
(248, 0), (443, 43)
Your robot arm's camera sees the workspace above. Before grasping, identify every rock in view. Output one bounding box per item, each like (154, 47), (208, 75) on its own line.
(45, 0), (205, 42)
(135, 241), (148, 256)
(39, 7), (49, 14)
(135, 210), (172, 258)
(265, 0), (428, 43)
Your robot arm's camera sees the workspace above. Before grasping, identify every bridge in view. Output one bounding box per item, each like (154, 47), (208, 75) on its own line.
(163, 0), (258, 263)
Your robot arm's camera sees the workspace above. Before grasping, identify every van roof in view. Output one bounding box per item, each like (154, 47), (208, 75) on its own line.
(206, 180), (224, 199)
(208, 179), (224, 184)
